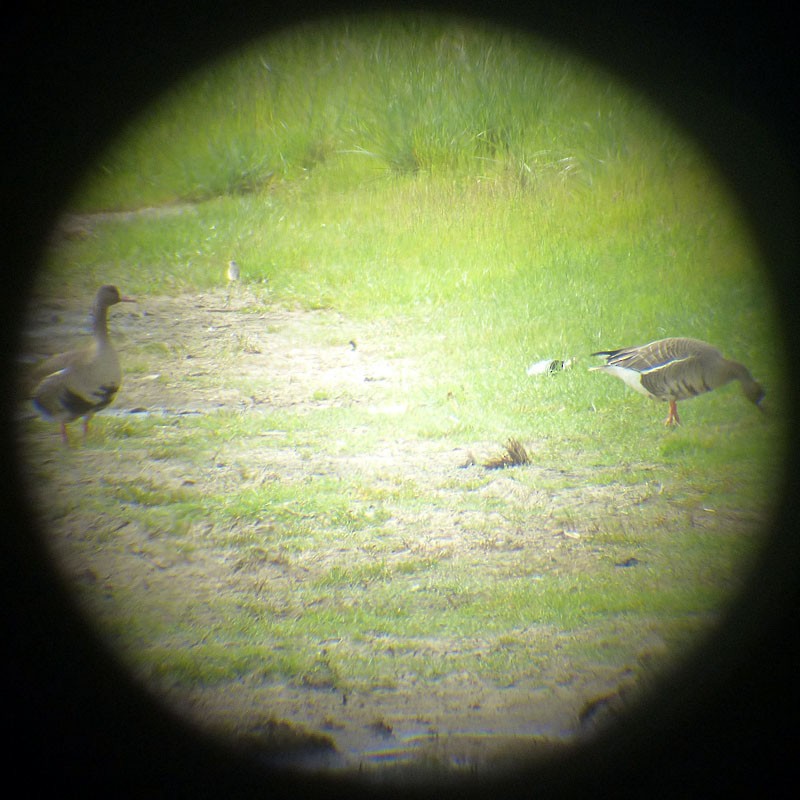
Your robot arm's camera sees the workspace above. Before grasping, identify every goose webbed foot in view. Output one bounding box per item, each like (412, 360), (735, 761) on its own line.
(663, 399), (681, 426)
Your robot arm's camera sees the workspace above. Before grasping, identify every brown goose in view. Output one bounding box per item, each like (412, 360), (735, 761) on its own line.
(32, 285), (135, 443)
(591, 337), (765, 425)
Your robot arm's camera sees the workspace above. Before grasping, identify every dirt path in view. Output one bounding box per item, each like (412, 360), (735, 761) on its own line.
(17, 289), (675, 772)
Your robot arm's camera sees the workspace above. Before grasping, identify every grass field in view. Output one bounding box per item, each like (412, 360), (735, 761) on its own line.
(21, 12), (786, 771)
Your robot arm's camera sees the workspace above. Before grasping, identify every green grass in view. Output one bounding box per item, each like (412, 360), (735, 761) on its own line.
(25, 12), (787, 725)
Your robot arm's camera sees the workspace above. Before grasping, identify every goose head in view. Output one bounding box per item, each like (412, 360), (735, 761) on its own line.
(90, 285), (135, 338)
(96, 284), (135, 309)
(730, 362), (766, 412)
(743, 377), (766, 411)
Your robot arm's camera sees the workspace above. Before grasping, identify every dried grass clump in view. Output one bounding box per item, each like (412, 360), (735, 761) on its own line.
(483, 438), (531, 470)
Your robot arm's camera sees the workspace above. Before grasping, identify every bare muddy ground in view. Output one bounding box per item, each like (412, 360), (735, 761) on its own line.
(16, 288), (723, 773)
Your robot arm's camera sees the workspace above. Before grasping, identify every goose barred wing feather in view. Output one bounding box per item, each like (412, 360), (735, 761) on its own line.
(592, 338), (721, 372)
(30, 350), (77, 385)
(33, 370), (117, 421)
(591, 338), (726, 402)
(32, 344), (122, 423)
(637, 353), (714, 401)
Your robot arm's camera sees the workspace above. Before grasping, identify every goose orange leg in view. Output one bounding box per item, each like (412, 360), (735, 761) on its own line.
(664, 399), (681, 426)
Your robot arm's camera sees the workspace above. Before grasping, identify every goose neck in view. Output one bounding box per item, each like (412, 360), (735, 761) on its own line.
(92, 302), (111, 341)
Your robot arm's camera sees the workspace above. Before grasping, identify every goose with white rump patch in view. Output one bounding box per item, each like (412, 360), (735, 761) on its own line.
(31, 284), (136, 444)
(590, 337), (765, 425)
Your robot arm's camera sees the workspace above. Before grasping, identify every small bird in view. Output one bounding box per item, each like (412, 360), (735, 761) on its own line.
(224, 260), (241, 307)
(31, 285), (135, 444)
(590, 337), (765, 425)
